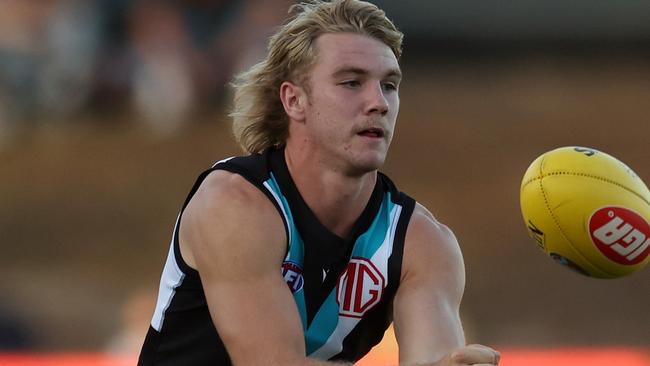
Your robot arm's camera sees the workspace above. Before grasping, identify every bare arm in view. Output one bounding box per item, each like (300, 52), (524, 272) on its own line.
(394, 204), (500, 366)
(180, 171), (350, 366)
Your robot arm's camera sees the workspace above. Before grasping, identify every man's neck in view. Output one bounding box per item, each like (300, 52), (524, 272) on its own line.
(284, 145), (377, 239)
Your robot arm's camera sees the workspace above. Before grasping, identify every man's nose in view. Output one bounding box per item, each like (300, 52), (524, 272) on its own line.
(365, 82), (389, 116)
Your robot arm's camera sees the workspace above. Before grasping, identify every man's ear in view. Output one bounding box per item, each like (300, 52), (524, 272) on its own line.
(279, 81), (307, 123)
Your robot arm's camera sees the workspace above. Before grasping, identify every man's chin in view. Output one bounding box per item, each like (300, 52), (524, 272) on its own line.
(348, 155), (386, 176)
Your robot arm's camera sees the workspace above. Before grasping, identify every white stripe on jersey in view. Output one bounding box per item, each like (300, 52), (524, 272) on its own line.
(211, 156), (236, 168)
(151, 215), (186, 331)
(369, 204), (402, 284)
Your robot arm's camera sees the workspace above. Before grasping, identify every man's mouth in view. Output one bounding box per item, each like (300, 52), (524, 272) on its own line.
(357, 128), (385, 138)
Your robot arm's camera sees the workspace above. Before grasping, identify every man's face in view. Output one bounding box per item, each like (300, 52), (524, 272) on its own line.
(302, 32), (401, 175)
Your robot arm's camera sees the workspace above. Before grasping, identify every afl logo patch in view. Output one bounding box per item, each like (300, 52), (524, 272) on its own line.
(281, 261), (304, 293)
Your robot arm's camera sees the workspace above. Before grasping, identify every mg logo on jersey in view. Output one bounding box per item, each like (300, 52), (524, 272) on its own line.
(336, 257), (386, 318)
(589, 207), (650, 265)
(281, 261), (304, 293)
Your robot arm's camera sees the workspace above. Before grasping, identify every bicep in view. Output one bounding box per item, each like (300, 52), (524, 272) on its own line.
(181, 172), (306, 365)
(393, 207), (466, 365)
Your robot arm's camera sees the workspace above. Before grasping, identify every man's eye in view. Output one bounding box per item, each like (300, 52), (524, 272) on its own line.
(382, 82), (397, 91)
(341, 80), (361, 87)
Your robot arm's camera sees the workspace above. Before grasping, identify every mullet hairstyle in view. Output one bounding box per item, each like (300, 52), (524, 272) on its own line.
(229, 0), (403, 154)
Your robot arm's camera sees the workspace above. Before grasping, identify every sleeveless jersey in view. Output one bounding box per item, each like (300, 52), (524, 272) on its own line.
(138, 148), (416, 365)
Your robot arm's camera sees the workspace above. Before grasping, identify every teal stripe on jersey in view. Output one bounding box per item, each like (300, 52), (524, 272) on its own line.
(265, 174), (300, 253)
(305, 290), (340, 354)
(265, 174), (308, 328)
(305, 192), (394, 356)
(289, 234), (308, 329)
(352, 192), (394, 259)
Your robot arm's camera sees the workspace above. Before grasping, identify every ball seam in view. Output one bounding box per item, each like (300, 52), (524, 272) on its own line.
(536, 161), (611, 277)
(523, 171), (650, 207)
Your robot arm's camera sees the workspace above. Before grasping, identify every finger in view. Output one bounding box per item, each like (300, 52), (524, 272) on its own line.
(451, 344), (500, 365)
(470, 343), (500, 364)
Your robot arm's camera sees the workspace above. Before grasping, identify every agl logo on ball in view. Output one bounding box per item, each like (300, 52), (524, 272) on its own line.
(589, 207), (650, 265)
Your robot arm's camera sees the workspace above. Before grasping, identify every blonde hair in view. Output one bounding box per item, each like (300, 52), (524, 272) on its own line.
(230, 0), (403, 154)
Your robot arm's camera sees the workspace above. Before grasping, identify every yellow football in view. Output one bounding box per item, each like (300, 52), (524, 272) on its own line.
(520, 146), (650, 278)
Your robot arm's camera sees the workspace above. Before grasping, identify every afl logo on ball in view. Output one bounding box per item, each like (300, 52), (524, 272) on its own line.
(282, 261), (304, 293)
(336, 257), (385, 318)
(589, 207), (650, 265)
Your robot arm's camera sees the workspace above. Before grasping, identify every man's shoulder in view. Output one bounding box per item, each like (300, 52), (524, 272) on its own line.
(401, 202), (464, 281)
(194, 169), (273, 213)
(180, 168), (287, 268)
(407, 203), (457, 246)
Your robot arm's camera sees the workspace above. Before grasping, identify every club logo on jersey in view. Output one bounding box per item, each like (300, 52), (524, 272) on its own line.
(282, 261), (304, 293)
(336, 257), (386, 318)
(589, 206), (650, 265)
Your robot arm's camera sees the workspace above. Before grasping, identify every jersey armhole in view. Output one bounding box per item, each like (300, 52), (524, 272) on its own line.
(216, 161), (290, 258)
